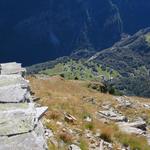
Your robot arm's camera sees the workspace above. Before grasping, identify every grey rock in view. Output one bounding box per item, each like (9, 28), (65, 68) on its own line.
(115, 96), (132, 108)
(45, 129), (54, 138)
(0, 62), (26, 75)
(97, 110), (127, 122)
(0, 131), (47, 150)
(69, 144), (81, 150)
(0, 62), (48, 149)
(117, 121), (146, 135)
(0, 75), (28, 87)
(0, 84), (30, 103)
(65, 113), (77, 123)
(143, 104), (150, 109)
(84, 116), (92, 122)
(36, 106), (48, 120)
(0, 103), (36, 136)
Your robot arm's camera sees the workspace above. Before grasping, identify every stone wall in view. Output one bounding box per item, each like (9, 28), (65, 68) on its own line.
(0, 62), (48, 150)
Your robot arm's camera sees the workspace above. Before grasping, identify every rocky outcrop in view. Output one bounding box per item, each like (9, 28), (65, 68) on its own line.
(97, 109), (126, 122)
(0, 62), (48, 150)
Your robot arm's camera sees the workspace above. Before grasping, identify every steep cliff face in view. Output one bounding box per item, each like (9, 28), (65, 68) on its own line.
(112, 0), (150, 33)
(0, 0), (122, 65)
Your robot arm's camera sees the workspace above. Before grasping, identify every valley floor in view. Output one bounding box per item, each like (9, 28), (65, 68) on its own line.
(29, 75), (150, 150)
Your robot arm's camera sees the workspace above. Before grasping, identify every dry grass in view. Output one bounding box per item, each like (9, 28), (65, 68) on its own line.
(115, 132), (150, 150)
(28, 75), (150, 149)
(46, 110), (61, 120)
(59, 132), (73, 143)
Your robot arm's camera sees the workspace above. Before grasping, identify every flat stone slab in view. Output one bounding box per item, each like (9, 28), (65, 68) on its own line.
(36, 106), (48, 120)
(0, 103), (36, 136)
(97, 110), (126, 122)
(0, 132), (47, 150)
(0, 84), (30, 103)
(118, 123), (145, 135)
(0, 62), (26, 75)
(0, 75), (29, 87)
(0, 62), (48, 149)
(117, 121), (146, 135)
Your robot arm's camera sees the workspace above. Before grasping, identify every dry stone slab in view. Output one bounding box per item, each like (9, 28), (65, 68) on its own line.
(97, 110), (127, 122)
(0, 103), (36, 136)
(0, 62), (26, 75)
(0, 84), (30, 103)
(36, 106), (48, 120)
(0, 74), (29, 87)
(117, 121), (146, 135)
(0, 62), (48, 149)
(0, 131), (47, 150)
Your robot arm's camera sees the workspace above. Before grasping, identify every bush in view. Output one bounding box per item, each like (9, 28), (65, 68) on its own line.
(59, 132), (73, 143)
(48, 111), (60, 120)
(85, 122), (94, 130)
(100, 133), (112, 143)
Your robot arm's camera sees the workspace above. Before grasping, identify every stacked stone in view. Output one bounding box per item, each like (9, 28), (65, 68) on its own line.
(0, 62), (48, 150)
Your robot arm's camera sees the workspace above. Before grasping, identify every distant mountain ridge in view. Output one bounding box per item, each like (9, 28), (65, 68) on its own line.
(112, 0), (150, 33)
(0, 0), (122, 65)
(27, 27), (150, 97)
(1, 0), (150, 65)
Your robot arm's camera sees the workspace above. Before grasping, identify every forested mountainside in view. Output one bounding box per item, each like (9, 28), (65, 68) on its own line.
(27, 28), (150, 97)
(0, 0), (122, 65)
(90, 28), (150, 97)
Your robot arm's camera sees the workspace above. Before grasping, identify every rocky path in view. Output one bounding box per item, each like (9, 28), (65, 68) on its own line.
(0, 62), (48, 150)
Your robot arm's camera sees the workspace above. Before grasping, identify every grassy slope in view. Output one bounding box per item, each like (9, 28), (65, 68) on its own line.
(40, 60), (119, 81)
(29, 76), (150, 150)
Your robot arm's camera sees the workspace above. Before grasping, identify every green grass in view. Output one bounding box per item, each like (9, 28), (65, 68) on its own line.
(115, 132), (150, 150)
(79, 138), (88, 150)
(145, 33), (150, 44)
(40, 60), (120, 81)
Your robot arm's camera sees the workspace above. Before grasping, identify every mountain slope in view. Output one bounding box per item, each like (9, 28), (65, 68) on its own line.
(112, 0), (150, 33)
(27, 27), (150, 97)
(0, 0), (122, 65)
(89, 27), (150, 96)
(90, 28), (150, 76)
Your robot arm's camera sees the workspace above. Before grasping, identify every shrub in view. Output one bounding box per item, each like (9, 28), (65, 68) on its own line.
(59, 132), (73, 143)
(85, 122), (94, 130)
(100, 132), (112, 143)
(48, 111), (60, 120)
